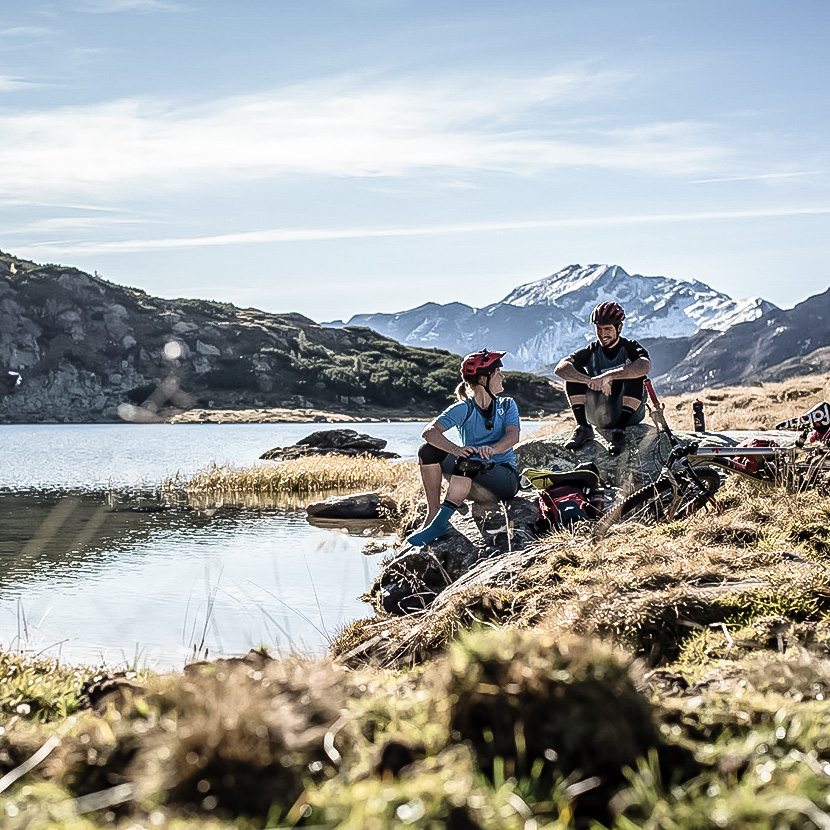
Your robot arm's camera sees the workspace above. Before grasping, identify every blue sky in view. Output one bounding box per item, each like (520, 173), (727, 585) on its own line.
(1, 0), (828, 322)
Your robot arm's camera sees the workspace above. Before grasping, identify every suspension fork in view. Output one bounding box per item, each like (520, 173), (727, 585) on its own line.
(644, 378), (678, 448)
(644, 378), (715, 499)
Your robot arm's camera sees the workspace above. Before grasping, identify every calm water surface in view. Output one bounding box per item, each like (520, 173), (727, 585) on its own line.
(0, 422), (428, 669)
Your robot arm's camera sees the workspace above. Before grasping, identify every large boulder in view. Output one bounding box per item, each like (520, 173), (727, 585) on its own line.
(370, 491), (543, 615)
(261, 428), (399, 460)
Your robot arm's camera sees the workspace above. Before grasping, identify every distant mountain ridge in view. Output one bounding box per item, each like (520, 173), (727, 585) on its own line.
(330, 264), (776, 372)
(647, 287), (830, 392)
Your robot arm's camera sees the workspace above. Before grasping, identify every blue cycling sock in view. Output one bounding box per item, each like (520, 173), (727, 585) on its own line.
(407, 501), (458, 547)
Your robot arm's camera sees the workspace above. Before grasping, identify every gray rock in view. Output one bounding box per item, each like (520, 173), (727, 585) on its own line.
(306, 491), (393, 520)
(370, 491), (543, 615)
(261, 429), (400, 460)
(196, 340), (221, 356)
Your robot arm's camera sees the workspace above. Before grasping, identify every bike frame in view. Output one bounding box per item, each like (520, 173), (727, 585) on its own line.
(642, 378), (721, 503)
(644, 378), (824, 488)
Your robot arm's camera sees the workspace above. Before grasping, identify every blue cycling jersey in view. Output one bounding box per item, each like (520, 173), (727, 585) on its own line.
(436, 396), (520, 467)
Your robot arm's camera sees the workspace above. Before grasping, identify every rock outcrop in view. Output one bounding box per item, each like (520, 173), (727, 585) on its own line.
(306, 491), (394, 520)
(514, 425), (800, 488)
(370, 424), (803, 615)
(261, 429), (399, 460)
(370, 492), (543, 615)
(0, 250), (565, 423)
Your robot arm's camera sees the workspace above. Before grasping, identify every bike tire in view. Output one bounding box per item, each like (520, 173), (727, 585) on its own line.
(616, 467), (721, 526)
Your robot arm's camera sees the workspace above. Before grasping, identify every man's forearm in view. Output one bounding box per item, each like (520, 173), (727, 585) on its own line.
(554, 359), (590, 383)
(601, 358), (651, 381)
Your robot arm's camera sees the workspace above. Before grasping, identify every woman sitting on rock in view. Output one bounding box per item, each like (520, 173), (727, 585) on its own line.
(407, 349), (521, 547)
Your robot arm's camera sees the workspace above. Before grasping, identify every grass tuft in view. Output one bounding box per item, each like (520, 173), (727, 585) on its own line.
(168, 455), (419, 497)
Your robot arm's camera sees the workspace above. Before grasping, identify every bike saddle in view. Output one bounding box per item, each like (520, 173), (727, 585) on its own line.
(776, 401), (830, 431)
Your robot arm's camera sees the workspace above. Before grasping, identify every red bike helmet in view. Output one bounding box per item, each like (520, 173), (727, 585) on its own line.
(461, 349), (506, 380)
(590, 301), (625, 326)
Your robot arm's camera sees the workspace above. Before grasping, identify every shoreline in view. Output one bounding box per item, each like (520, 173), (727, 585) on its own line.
(0, 407), (565, 426)
(166, 406), (428, 423)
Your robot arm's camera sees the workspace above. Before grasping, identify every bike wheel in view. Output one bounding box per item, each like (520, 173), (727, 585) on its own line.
(616, 467), (721, 526)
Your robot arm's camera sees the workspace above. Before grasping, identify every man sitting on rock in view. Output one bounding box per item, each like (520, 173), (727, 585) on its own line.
(554, 301), (650, 456)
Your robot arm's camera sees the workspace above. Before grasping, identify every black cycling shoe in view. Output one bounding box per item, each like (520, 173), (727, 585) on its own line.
(565, 424), (595, 450)
(608, 428), (626, 456)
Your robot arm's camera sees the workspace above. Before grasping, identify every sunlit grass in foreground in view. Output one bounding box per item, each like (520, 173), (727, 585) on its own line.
(166, 455), (420, 495)
(4, 477), (830, 827)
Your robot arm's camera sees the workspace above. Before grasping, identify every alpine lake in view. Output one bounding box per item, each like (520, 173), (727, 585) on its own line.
(0, 421), (431, 670)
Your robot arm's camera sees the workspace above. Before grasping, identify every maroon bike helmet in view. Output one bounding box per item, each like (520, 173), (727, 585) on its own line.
(461, 349), (506, 380)
(590, 301), (625, 326)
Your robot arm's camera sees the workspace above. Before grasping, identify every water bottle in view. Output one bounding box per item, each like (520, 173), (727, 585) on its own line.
(693, 399), (705, 432)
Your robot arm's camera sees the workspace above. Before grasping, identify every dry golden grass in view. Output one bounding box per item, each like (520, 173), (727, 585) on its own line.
(659, 373), (830, 431)
(528, 372), (830, 437)
(335, 475), (830, 670)
(168, 455), (419, 496)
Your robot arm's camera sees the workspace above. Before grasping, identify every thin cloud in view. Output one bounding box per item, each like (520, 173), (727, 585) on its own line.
(5, 216), (147, 234)
(0, 75), (34, 92)
(0, 198), (122, 212)
(0, 26), (56, 38)
(0, 72), (726, 200)
(24, 206), (830, 256)
(74, 0), (182, 12)
(692, 171), (823, 184)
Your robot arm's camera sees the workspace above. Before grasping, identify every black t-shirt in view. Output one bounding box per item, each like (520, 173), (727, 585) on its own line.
(570, 337), (649, 378)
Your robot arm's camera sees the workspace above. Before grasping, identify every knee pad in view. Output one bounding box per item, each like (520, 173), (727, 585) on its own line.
(417, 442), (448, 465)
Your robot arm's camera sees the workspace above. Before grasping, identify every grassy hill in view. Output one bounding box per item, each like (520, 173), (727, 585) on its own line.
(0, 250), (563, 423)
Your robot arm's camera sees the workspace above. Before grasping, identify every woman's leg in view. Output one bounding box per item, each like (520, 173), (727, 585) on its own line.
(408, 455), (471, 546)
(474, 464), (521, 501)
(445, 473), (472, 505)
(413, 443), (452, 530)
(407, 487), (462, 546)
(419, 463), (444, 524)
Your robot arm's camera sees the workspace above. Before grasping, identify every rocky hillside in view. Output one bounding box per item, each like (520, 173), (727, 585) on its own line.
(648, 286), (830, 392)
(330, 264), (775, 372)
(0, 251), (563, 424)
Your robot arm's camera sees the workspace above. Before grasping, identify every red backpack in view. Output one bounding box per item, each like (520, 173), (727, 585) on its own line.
(523, 464), (602, 533)
(538, 485), (594, 530)
(732, 438), (780, 474)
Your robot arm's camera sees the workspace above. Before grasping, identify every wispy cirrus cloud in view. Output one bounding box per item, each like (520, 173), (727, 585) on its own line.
(0, 75), (36, 91)
(0, 70), (726, 201)
(0, 26), (56, 38)
(23, 205), (830, 256)
(692, 171), (824, 184)
(73, 0), (182, 12)
(5, 215), (147, 234)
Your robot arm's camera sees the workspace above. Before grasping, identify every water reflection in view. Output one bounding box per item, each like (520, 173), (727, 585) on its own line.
(0, 489), (384, 669)
(0, 422), (420, 669)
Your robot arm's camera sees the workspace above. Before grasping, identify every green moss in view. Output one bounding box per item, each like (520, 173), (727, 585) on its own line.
(0, 653), (85, 722)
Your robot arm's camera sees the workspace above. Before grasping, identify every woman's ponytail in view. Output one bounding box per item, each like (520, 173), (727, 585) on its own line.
(455, 381), (469, 402)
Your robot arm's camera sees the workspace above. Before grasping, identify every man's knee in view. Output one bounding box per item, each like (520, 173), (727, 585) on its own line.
(622, 395), (642, 411)
(565, 381), (587, 404)
(622, 377), (645, 397)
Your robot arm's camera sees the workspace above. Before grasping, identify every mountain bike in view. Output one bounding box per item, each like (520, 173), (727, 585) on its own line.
(600, 380), (722, 529)
(604, 382), (830, 530)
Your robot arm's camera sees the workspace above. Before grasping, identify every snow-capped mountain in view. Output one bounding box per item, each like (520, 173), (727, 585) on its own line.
(332, 265), (777, 372)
